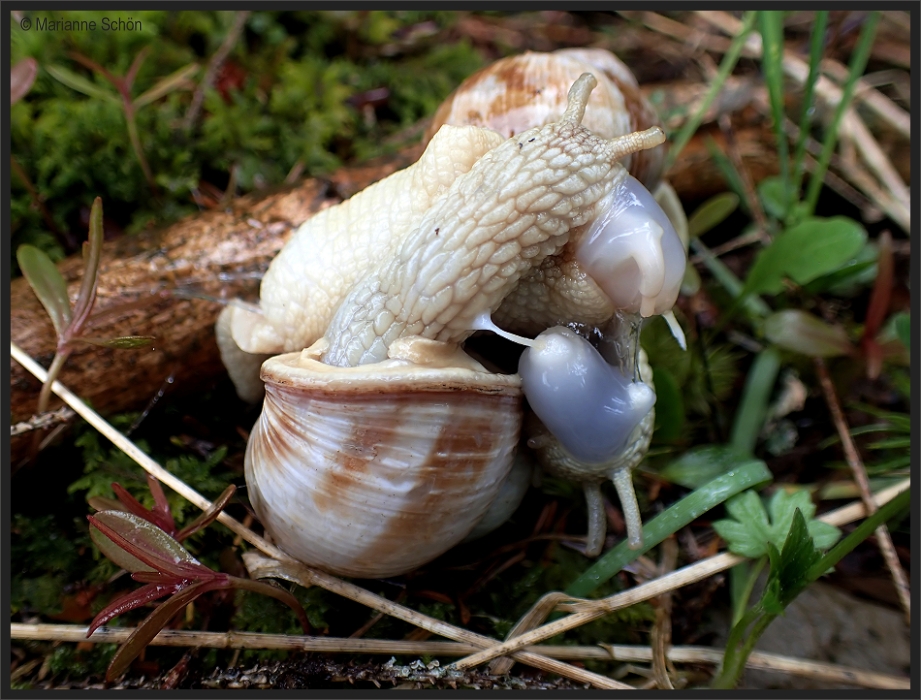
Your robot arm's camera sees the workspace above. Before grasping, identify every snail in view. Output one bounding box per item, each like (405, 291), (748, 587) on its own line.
(217, 51), (688, 578)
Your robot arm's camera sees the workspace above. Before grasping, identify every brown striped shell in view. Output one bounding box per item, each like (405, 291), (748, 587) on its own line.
(244, 337), (522, 578)
(426, 49), (665, 190)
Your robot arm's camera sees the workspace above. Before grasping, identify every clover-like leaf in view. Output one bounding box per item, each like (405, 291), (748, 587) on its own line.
(713, 489), (840, 559)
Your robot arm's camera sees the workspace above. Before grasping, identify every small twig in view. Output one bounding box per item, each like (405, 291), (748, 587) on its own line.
(650, 537), (679, 689)
(10, 624), (910, 690)
(10, 406), (76, 437)
(814, 358), (911, 623)
(183, 11), (251, 130)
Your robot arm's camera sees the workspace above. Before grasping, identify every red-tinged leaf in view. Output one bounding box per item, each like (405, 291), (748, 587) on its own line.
(106, 580), (229, 682)
(11, 57), (38, 104)
(176, 485), (236, 541)
(88, 511), (204, 577)
(16, 244), (72, 338)
(131, 571), (188, 586)
(87, 581), (184, 637)
(111, 483), (175, 534)
(146, 476), (177, 534)
(231, 576), (311, 634)
(88, 495), (125, 513)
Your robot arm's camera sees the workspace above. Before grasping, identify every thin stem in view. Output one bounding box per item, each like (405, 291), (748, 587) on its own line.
(123, 101), (157, 196)
(803, 12), (880, 214)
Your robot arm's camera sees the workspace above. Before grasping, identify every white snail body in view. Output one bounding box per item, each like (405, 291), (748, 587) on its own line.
(220, 51), (688, 577)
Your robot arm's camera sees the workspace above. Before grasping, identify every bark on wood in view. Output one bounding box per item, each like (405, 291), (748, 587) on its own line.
(10, 87), (779, 460)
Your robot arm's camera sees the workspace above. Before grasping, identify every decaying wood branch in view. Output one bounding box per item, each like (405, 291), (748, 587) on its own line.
(10, 82), (780, 461)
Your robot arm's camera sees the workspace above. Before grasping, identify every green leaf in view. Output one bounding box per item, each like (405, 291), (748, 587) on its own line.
(764, 310), (853, 357)
(763, 509), (824, 613)
(893, 312), (910, 351)
(71, 197), (104, 329)
(651, 366), (684, 442)
(714, 489), (841, 559)
(45, 64), (120, 104)
(658, 444), (752, 489)
(77, 335), (156, 350)
(744, 217), (867, 295)
(757, 175), (788, 221)
(16, 244), (72, 338)
(730, 347), (781, 455)
(687, 192), (740, 238)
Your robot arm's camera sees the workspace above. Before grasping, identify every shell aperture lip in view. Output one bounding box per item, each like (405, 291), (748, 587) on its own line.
(576, 175), (686, 318)
(518, 326), (655, 465)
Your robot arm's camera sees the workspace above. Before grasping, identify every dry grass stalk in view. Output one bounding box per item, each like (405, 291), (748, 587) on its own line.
(10, 624), (910, 690)
(9, 341), (628, 690)
(449, 479), (910, 670)
(814, 358), (911, 622)
(11, 341), (910, 686)
(693, 10), (910, 231)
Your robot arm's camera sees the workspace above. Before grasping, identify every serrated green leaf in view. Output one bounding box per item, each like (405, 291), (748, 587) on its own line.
(744, 217), (867, 295)
(687, 192), (740, 238)
(769, 509), (823, 608)
(45, 64), (120, 103)
(764, 310), (854, 357)
(714, 490), (840, 560)
(77, 335), (156, 350)
(16, 244), (72, 338)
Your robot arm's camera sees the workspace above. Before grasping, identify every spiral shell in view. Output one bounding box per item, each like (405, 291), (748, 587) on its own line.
(426, 49), (665, 189)
(245, 338), (522, 578)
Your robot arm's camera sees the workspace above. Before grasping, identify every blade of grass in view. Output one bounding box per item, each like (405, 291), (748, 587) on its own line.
(758, 11), (791, 216)
(664, 11), (758, 172)
(803, 12), (881, 215)
(729, 347), (782, 454)
(790, 11), (829, 201)
(566, 460), (773, 598)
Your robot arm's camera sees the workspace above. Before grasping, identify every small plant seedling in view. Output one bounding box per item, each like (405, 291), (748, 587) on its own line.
(87, 477), (310, 683)
(16, 197), (154, 461)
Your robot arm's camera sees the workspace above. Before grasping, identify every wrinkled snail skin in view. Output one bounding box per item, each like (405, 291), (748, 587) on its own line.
(320, 74), (665, 368)
(221, 52), (688, 576)
(222, 125), (505, 358)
